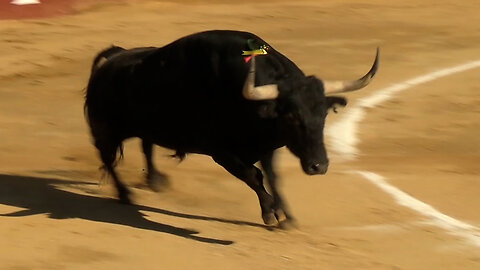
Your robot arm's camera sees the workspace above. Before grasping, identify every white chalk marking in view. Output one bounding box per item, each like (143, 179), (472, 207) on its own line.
(357, 171), (480, 247)
(326, 60), (480, 160)
(10, 0), (40, 5)
(325, 60), (480, 247)
(331, 223), (404, 233)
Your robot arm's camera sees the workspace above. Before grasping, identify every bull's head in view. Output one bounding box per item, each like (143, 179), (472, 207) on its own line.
(243, 48), (379, 175)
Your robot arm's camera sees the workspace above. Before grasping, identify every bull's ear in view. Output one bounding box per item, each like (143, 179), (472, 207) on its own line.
(257, 102), (278, 119)
(326, 96), (347, 113)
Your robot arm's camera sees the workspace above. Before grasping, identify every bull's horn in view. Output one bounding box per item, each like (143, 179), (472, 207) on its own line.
(323, 47), (379, 95)
(243, 56), (279, 100)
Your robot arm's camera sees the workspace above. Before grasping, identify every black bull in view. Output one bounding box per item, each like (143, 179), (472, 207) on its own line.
(85, 30), (379, 226)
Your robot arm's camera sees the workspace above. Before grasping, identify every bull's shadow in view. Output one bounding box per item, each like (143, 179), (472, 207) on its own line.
(0, 174), (265, 245)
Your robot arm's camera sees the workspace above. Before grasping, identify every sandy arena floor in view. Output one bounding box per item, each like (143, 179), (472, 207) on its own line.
(1, 0), (480, 269)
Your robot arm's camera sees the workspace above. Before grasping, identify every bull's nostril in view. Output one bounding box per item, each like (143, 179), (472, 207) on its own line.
(310, 163), (321, 172)
(304, 162), (329, 175)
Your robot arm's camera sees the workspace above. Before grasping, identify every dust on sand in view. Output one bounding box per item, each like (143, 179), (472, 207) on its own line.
(1, 0), (480, 269)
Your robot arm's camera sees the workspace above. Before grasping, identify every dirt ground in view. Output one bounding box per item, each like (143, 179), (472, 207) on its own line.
(1, 0), (480, 269)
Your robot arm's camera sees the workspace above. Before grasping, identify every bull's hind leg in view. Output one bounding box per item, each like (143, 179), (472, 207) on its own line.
(141, 139), (169, 191)
(96, 139), (131, 204)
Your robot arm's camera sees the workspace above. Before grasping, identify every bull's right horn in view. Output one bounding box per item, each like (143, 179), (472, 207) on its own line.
(323, 47), (379, 95)
(243, 56), (279, 100)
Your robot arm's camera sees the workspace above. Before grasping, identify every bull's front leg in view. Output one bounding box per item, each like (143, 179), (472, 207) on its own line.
(260, 151), (296, 227)
(212, 153), (277, 226)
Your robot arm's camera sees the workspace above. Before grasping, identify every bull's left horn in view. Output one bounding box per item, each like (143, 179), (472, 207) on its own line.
(243, 56), (279, 100)
(323, 47), (379, 95)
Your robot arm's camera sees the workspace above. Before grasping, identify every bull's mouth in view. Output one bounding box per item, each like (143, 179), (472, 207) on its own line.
(301, 161), (329, 175)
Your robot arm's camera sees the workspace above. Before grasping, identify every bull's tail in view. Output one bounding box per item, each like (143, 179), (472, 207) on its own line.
(90, 45), (126, 73)
(98, 142), (125, 185)
(84, 45), (127, 184)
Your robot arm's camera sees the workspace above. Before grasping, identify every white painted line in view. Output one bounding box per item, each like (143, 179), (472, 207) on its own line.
(10, 0), (40, 5)
(325, 59), (480, 247)
(326, 60), (480, 160)
(331, 223), (405, 233)
(357, 171), (480, 247)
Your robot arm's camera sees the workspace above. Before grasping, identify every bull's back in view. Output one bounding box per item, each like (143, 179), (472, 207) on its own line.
(85, 30), (299, 152)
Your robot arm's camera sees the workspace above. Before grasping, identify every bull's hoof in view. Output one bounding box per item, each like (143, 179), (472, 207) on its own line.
(146, 172), (170, 192)
(262, 212), (278, 226)
(262, 207), (296, 228)
(274, 208), (288, 223)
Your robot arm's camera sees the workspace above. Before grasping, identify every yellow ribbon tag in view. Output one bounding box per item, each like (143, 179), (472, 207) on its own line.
(242, 48), (268, 56)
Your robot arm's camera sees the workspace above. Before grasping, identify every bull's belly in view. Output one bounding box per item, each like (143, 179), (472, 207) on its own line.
(122, 114), (279, 162)
(127, 123), (215, 156)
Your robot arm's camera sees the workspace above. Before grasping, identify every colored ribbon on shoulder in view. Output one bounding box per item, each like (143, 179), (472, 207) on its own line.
(243, 39), (269, 62)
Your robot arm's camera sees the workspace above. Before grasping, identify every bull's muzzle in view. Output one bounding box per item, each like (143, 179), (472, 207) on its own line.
(304, 161), (329, 175)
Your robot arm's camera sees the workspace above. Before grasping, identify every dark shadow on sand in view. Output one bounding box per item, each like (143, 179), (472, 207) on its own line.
(0, 174), (239, 245)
